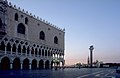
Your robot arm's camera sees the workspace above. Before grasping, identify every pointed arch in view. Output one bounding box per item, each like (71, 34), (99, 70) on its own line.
(15, 13), (18, 21)
(35, 48), (37, 55)
(25, 17), (28, 24)
(18, 44), (21, 53)
(13, 58), (20, 70)
(42, 49), (44, 56)
(17, 23), (25, 34)
(51, 60), (54, 69)
(54, 36), (58, 44)
(39, 49), (41, 55)
(45, 50), (47, 56)
(6, 43), (11, 52)
(45, 60), (49, 69)
(40, 31), (45, 40)
(39, 60), (44, 69)
(23, 58), (29, 70)
(31, 47), (34, 55)
(32, 59), (37, 69)
(1, 57), (10, 70)
(12, 44), (16, 52)
(23, 46), (26, 54)
(0, 41), (5, 51)
(27, 46), (29, 54)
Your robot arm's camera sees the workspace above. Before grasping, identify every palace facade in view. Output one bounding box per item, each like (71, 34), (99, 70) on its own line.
(0, 0), (65, 70)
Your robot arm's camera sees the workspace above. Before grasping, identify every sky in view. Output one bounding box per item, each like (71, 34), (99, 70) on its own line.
(8, 0), (120, 65)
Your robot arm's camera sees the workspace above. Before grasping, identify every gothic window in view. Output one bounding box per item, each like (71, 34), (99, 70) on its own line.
(25, 17), (28, 24)
(12, 44), (16, 52)
(0, 41), (5, 51)
(40, 31), (45, 40)
(15, 13), (18, 21)
(54, 36), (58, 44)
(17, 23), (25, 34)
(7, 43), (11, 51)
(0, 18), (2, 28)
(23, 46), (26, 53)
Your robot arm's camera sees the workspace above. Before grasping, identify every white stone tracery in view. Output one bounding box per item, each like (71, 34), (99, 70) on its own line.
(0, 35), (64, 70)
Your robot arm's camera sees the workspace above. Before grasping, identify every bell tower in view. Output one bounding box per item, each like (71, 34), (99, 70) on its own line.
(0, 0), (7, 38)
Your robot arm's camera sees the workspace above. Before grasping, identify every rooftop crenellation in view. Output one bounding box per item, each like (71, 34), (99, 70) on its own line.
(3, 0), (65, 32)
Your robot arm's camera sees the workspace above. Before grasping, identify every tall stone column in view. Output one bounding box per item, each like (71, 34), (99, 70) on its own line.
(89, 45), (94, 68)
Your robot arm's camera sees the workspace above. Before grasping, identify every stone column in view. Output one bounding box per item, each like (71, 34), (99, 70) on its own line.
(5, 46), (7, 54)
(16, 47), (18, 55)
(41, 49), (42, 57)
(33, 48), (35, 57)
(10, 46), (12, 55)
(21, 46), (23, 55)
(25, 46), (27, 56)
(44, 49), (46, 58)
(10, 62), (13, 70)
(37, 48), (39, 57)
(89, 45), (94, 68)
(43, 60), (45, 69)
(47, 49), (48, 58)
(29, 47), (32, 57)
(21, 62), (23, 70)
(49, 62), (51, 69)
(29, 63), (31, 70)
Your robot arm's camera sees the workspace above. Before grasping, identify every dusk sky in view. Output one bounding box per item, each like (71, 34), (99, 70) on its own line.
(8, 0), (120, 65)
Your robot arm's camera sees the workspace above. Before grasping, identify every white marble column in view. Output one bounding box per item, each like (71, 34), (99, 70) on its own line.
(10, 46), (12, 55)
(29, 47), (32, 57)
(21, 46), (23, 55)
(44, 49), (45, 58)
(21, 62), (23, 70)
(10, 62), (13, 70)
(5, 46), (7, 54)
(41, 49), (42, 57)
(29, 63), (31, 70)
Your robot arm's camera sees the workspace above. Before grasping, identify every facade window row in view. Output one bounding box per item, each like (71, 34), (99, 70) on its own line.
(0, 39), (64, 57)
(15, 13), (28, 24)
(17, 23), (59, 44)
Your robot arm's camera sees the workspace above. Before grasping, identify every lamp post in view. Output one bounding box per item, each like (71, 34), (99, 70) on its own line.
(89, 45), (94, 68)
